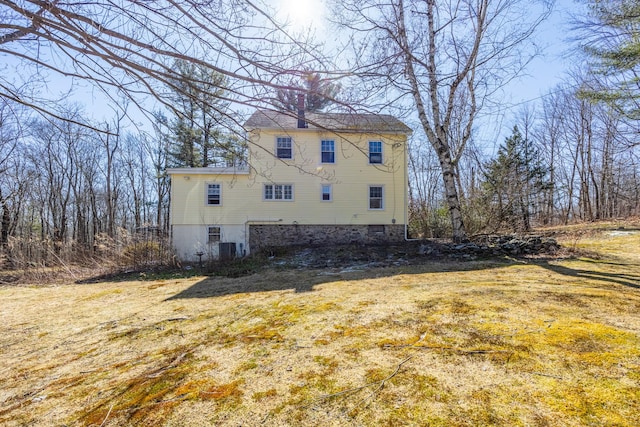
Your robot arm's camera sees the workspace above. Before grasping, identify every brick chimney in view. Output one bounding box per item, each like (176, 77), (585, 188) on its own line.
(297, 93), (307, 128)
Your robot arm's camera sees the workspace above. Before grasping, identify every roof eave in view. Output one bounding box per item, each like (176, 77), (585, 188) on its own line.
(246, 126), (412, 135)
(167, 167), (249, 175)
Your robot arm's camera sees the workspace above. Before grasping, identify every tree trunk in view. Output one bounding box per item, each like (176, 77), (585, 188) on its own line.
(437, 146), (467, 242)
(0, 189), (10, 250)
(397, 0), (468, 242)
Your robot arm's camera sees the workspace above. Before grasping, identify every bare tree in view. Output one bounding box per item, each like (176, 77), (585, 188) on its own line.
(0, 0), (325, 131)
(529, 73), (640, 225)
(0, 100), (25, 254)
(537, 87), (567, 225)
(332, 0), (551, 242)
(97, 111), (128, 238)
(148, 115), (172, 234)
(120, 133), (149, 231)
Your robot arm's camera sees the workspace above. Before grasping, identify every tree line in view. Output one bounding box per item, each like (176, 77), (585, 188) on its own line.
(409, 79), (640, 238)
(1, 0), (639, 270)
(0, 103), (170, 268)
(409, 0), (640, 237)
(0, 64), (338, 268)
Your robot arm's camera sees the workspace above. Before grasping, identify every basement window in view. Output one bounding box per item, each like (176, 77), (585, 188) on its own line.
(208, 226), (221, 243)
(368, 225), (385, 235)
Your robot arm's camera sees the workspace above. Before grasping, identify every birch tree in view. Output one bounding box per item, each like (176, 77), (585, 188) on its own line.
(333, 0), (551, 242)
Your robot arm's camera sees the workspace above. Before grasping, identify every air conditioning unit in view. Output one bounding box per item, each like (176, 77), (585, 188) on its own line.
(219, 242), (236, 260)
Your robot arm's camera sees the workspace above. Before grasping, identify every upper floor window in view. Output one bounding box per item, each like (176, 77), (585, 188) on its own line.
(369, 141), (382, 164)
(321, 140), (335, 163)
(321, 184), (332, 201)
(206, 183), (221, 205)
(208, 226), (221, 243)
(264, 184), (294, 201)
(276, 137), (293, 159)
(369, 185), (383, 209)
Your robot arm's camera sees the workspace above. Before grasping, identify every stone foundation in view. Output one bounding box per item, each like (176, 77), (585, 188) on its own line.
(249, 224), (406, 250)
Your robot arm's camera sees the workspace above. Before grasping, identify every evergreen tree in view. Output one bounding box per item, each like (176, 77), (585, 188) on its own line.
(579, 0), (640, 118)
(166, 60), (242, 168)
(275, 72), (340, 112)
(482, 126), (551, 232)
(170, 116), (201, 167)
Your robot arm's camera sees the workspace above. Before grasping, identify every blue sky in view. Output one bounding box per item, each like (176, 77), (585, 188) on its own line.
(504, 2), (580, 107)
(3, 0), (583, 146)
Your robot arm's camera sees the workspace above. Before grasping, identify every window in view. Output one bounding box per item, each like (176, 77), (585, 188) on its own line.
(206, 183), (221, 205)
(369, 185), (383, 209)
(368, 225), (385, 235)
(321, 184), (332, 201)
(321, 140), (335, 163)
(369, 141), (382, 164)
(276, 136), (292, 159)
(208, 226), (221, 243)
(264, 184), (293, 201)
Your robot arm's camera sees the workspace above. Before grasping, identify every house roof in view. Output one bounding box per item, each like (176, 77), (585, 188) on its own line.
(245, 110), (412, 134)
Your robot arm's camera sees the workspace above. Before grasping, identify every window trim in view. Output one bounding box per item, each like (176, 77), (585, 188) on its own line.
(369, 141), (383, 164)
(321, 139), (336, 164)
(276, 136), (293, 160)
(321, 183), (332, 202)
(208, 226), (221, 243)
(263, 183), (294, 201)
(368, 185), (384, 210)
(206, 183), (222, 206)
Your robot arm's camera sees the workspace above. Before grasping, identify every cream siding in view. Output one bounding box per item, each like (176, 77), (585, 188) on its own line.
(169, 125), (408, 260)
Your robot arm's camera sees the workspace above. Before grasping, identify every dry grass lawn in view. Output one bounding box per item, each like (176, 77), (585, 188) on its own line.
(1, 222), (639, 426)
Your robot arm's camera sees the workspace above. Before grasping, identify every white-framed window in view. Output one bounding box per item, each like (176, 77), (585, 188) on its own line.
(321, 184), (332, 201)
(321, 139), (335, 163)
(206, 183), (221, 206)
(264, 184), (294, 201)
(208, 226), (221, 243)
(276, 136), (293, 159)
(369, 185), (384, 209)
(369, 141), (383, 164)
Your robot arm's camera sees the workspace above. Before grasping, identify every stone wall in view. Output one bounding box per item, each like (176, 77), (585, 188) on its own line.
(249, 224), (406, 250)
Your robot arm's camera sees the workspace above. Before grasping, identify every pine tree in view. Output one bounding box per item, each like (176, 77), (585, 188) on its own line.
(482, 126), (551, 232)
(166, 60), (242, 168)
(579, 0), (640, 118)
(275, 72), (340, 113)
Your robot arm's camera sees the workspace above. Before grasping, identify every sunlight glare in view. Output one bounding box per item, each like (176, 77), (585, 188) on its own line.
(279, 0), (325, 29)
